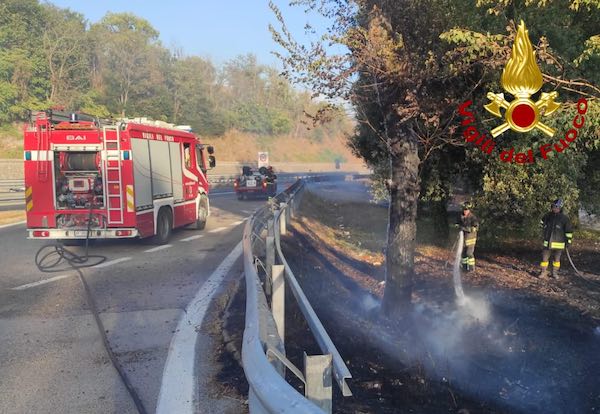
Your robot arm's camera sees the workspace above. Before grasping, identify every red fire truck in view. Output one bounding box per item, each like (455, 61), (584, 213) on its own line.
(24, 111), (215, 244)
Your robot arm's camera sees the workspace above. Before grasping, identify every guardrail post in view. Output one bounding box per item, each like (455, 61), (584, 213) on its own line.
(285, 197), (293, 223)
(279, 203), (287, 236)
(272, 264), (285, 343)
(266, 219), (274, 296)
(289, 196), (296, 219)
(304, 353), (333, 413)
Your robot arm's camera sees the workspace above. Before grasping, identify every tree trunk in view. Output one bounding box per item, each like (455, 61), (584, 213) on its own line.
(382, 124), (420, 315)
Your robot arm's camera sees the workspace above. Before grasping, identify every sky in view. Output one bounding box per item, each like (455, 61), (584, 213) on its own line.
(45, 0), (332, 67)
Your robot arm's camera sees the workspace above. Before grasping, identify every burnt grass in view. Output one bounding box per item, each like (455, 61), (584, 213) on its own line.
(213, 277), (249, 409)
(216, 190), (600, 413)
(281, 191), (599, 413)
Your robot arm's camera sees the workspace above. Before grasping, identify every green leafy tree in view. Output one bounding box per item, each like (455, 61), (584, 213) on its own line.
(0, 1), (355, 160)
(441, 0), (600, 229)
(90, 13), (161, 116)
(272, 0), (477, 313)
(40, 4), (89, 107)
(168, 55), (226, 135)
(0, 0), (48, 120)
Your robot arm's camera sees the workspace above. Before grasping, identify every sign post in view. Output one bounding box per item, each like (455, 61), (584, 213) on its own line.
(258, 151), (269, 168)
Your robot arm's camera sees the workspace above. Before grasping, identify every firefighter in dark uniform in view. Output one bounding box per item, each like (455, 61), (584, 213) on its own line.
(265, 166), (277, 196)
(539, 199), (573, 279)
(459, 202), (479, 272)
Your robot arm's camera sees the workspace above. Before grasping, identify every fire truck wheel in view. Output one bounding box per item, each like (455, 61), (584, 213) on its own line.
(192, 196), (208, 230)
(152, 208), (172, 244)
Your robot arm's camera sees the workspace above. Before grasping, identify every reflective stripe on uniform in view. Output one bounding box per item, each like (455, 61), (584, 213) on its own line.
(461, 258), (469, 264)
(465, 238), (477, 246)
(540, 261), (549, 267)
(550, 242), (565, 249)
(467, 258), (475, 265)
(552, 261), (561, 268)
(543, 241), (549, 247)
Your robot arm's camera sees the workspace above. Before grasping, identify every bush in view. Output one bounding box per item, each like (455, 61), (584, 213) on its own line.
(475, 153), (584, 237)
(228, 103), (292, 135)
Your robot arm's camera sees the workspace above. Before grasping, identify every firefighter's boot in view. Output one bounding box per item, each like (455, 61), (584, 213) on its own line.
(552, 262), (560, 280)
(539, 268), (548, 279)
(467, 258), (476, 272)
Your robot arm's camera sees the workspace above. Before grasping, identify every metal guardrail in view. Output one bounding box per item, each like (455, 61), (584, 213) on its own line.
(0, 173), (363, 206)
(0, 172), (356, 187)
(0, 180), (26, 205)
(242, 178), (352, 413)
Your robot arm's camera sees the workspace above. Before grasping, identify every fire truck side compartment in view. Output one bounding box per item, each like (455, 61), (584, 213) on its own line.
(149, 140), (173, 199)
(130, 138), (153, 209)
(169, 141), (184, 202)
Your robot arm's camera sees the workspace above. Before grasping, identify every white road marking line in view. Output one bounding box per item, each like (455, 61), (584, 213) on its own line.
(210, 191), (235, 196)
(241, 210), (253, 214)
(156, 241), (242, 414)
(92, 257), (131, 268)
(180, 235), (204, 242)
(0, 220), (26, 230)
(208, 226), (228, 233)
(229, 220), (244, 226)
(144, 244), (172, 253)
(10, 274), (71, 291)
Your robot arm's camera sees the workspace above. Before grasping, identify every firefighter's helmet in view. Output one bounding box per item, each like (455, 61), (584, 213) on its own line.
(462, 201), (473, 211)
(552, 199), (564, 209)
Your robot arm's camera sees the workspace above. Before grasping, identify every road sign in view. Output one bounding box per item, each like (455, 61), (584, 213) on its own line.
(258, 152), (269, 168)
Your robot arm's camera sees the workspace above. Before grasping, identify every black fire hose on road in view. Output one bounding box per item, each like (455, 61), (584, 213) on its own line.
(33, 203), (148, 414)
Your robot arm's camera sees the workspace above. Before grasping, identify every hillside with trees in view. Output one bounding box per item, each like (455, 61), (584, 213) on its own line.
(0, 0), (357, 164)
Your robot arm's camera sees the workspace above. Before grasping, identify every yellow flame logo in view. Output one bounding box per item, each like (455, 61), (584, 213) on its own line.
(484, 20), (560, 137)
(501, 22), (543, 98)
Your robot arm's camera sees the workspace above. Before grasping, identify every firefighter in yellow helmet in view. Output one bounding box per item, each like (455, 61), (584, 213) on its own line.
(458, 202), (479, 272)
(539, 199), (573, 279)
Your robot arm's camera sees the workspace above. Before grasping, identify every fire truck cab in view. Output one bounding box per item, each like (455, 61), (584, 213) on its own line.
(24, 111), (215, 244)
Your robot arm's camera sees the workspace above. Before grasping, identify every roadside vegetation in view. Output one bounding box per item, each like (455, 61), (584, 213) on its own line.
(281, 189), (600, 413)
(296, 189), (600, 318)
(0, 124), (21, 159)
(0, 0), (357, 163)
(272, 0), (600, 313)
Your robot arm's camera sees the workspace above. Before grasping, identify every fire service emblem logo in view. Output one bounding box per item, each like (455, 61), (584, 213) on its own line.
(457, 20), (588, 164)
(485, 20), (560, 138)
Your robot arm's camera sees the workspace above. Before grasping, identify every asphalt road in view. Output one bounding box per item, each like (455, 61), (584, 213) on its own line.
(0, 192), (264, 413)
